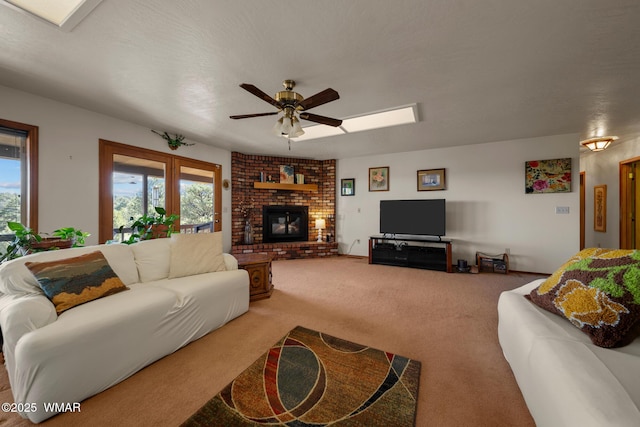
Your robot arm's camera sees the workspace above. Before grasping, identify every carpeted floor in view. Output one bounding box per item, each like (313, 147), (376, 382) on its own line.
(0, 257), (546, 426)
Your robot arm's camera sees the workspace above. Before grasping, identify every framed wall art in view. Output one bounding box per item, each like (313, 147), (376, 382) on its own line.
(369, 166), (389, 191)
(341, 178), (355, 196)
(279, 165), (294, 184)
(417, 168), (446, 191)
(525, 158), (571, 194)
(594, 184), (607, 232)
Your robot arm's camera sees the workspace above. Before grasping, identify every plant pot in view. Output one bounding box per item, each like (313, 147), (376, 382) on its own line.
(149, 224), (169, 239)
(24, 238), (73, 254)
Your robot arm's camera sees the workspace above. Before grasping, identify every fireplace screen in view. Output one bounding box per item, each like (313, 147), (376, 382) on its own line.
(263, 206), (309, 243)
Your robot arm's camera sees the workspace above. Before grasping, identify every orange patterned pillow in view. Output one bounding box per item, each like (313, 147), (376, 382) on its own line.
(527, 248), (640, 348)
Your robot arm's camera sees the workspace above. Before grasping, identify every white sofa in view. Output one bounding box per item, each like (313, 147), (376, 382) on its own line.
(498, 279), (640, 427)
(0, 236), (249, 423)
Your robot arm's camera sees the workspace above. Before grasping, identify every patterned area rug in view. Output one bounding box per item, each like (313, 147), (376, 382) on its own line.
(181, 326), (421, 426)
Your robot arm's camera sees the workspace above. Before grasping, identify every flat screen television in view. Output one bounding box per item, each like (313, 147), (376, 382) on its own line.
(379, 199), (446, 237)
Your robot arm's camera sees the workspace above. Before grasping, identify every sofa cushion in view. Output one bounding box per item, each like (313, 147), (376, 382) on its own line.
(168, 232), (226, 279)
(131, 238), (171, 282)
(527, 248), (640, 347)
(98, 244), (139, 285)
(24, 251), (129, 314)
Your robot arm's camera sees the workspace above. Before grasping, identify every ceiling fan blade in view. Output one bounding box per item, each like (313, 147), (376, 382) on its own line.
(299, 112), (342, 127)
(239, 83), (281, 108)
(297, 88), (339, 111)
(230, 112), (278, 119)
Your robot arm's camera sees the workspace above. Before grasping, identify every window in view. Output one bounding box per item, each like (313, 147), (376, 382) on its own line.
(99, 140), (221, 243)
(0, 118), (38, 250)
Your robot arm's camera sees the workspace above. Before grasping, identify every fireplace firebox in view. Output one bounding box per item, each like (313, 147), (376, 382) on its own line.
(262, 205), (309, 243)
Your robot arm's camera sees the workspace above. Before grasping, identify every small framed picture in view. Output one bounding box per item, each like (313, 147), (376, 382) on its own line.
(417, 168), (446, 191)
(594, 184), (607, 232)
(369, 167), (389, 192)
(341, 178), (355, 196)
(279, 165), (294, 184)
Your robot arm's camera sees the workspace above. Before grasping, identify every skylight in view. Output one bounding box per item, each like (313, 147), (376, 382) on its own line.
(293, 104), (418, 142)
(4, 0), (102, 31)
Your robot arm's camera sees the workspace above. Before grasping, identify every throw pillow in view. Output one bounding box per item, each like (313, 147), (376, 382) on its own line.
(25, 251), (129, 314)
(168, 232), (226, 279)
(131, 238), (171, 282)
(527, 248), (640, 348)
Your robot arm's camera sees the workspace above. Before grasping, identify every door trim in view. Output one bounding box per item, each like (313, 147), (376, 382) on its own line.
(619, 156), (640, 249)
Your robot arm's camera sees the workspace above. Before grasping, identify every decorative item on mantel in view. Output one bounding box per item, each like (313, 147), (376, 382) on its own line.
(280, 165), (294, 183)
(151, 130), (195, 150)
(238, 197), (255, 244)
(315, 218), (326, 242)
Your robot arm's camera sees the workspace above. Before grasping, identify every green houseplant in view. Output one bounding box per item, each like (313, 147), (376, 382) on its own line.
(151, 130), (194, 150)
(52, 227), (90, 247)
(0, 222), (89, 264)
(120, 207), (179, 244)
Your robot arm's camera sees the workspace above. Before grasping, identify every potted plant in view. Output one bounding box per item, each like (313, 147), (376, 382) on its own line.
(0, 222), (88, 263)
(120, 207), (179, 244)
(52, 227), (91, 247)
(151, 130), (194, 150)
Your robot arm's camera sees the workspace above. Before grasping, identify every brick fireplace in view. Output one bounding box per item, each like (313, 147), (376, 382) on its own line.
(231, 152), (338, 259)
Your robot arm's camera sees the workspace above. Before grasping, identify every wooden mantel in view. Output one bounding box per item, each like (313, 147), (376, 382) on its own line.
(253, 182), (318, 191)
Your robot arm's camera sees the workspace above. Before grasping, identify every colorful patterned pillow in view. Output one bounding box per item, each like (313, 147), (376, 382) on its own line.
(25, 251), (129, 314)
(527, 248), (640, 348)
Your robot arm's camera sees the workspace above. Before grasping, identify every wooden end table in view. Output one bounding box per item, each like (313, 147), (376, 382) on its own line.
(235, 253), (274, 301)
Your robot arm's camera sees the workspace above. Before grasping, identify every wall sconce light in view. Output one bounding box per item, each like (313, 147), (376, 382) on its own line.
(315, 218), (326, 242)
(580, 136), (619, 152)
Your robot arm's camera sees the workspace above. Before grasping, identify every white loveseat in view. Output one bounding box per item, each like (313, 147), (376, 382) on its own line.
(0, 234), (249, 423)
(499, 279), (640, 427)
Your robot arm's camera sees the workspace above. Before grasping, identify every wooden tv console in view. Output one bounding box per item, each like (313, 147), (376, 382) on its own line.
(368, 235), (453, 273)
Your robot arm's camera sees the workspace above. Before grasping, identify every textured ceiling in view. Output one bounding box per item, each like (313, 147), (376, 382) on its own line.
(1, 0), (640, 159)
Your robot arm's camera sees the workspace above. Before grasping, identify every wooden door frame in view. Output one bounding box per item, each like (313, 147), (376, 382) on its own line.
(99, 139), (222, 243)
(174, 157), (222, 233)
(580, 171), (585, 250)
(0, 118), (39, 231)
(619, 156), (640, 249)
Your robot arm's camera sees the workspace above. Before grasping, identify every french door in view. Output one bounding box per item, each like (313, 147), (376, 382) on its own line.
(99, 140), (221, 243)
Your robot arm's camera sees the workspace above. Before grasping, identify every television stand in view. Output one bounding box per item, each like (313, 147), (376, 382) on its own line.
(368, 235), (452, 273)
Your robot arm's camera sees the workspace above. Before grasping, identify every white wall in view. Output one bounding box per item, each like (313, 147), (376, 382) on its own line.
(337, 134), (581, 274)
(1, 84), (584, 271)
(580, 135), (640, 249)
(0, 85), (234, 251)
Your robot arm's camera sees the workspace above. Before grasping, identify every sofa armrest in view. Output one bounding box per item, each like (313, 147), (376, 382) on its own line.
(0, 295), (57, 352)
(0, 294), (57, 390)
(223, 253), (239, 270)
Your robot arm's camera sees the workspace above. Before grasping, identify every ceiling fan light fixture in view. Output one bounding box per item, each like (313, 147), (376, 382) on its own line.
(230, 79), (341, 141)
(580, 136), (619, 152)
(291, 116), (305, 137)
(281, 116), (292, 135)
(272, 117), (284, 136)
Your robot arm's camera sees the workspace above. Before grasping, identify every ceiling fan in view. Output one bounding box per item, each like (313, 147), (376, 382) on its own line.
(230, 80), (342, 138)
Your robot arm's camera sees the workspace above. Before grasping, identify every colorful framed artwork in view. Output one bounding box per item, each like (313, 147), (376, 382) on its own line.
(279, 165), (294, 184)
(525, 158), (572, 194)
(341, 178), (355, 196)
(369, 167), (389, 192)
(594, 184), (607, 232)
(417, 168), (446, 191)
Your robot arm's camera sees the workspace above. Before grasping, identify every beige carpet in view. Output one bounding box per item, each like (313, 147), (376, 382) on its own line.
(0, 257), (546, 426)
